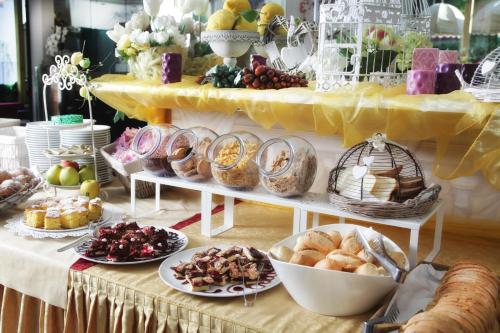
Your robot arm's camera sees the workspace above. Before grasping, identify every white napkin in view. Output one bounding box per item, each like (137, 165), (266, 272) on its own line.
(385, 264), (447, 323)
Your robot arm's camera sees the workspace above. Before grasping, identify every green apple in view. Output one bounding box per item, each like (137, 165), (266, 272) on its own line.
(80, 180), (100, 199)
(46, 165), (62, 185)
(59, 167), (80, 186)
(79, 165), (95, 182)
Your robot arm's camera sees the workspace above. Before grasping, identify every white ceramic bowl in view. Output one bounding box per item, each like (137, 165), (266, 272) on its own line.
(268, 224), (409, 316)
(201, 30), (260, 63)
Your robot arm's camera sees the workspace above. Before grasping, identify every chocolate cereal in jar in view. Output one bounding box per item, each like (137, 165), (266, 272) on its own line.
(256, 136), (317, 197)
(166, 127), (218, 182)
(208, 131), (262, 190)
(131, 124), (179, 176)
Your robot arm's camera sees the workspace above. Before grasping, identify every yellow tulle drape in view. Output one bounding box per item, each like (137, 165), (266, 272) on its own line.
(91, 74), (500, 189)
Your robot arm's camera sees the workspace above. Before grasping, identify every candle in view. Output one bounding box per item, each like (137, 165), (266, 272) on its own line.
(435, 63), (462, 94)
(438, 50), (459, 64)
(406, 70), (436, 95)
(412, 48), (439, 70)
(162, 53), (182, 84)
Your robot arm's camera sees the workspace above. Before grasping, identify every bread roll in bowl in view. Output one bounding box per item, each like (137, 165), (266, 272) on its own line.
(325, 230), (342, 249)
(357, 249), (375, 263)
(355, 263), (380, 276)
(301, 230), (335, 254)
(268, 224), (409, 316)
(289, 249), (325, 266)
(340, 236), (362, 254)
(314, 258), (341, 270)
(327, 250), (364, 272)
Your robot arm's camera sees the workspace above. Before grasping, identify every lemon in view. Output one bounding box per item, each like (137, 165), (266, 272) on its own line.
(207, 9), (237, 31)
(257, 23), (267, 36)
(235, 16), (257, 32)
(223, 0), (251, 14)
(259, 3), (285, 24)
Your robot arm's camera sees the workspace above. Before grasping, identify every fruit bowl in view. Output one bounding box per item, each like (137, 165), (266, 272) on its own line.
(268, 224), (409, 316)
(201, 30), (260, 67)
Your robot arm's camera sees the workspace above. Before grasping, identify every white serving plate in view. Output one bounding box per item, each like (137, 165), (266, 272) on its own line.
(158, 245), (280, 298)
(74, 226), (188, 265)
(268, 224), (409, 316)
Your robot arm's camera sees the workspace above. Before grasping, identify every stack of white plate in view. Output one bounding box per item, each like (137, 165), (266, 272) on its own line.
(60, 125), (113, 184)
(26, 121), (91, 172)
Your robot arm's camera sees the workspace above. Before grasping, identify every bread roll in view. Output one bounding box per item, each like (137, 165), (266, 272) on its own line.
(293, 235), (309, 252)
(325, 230), (342, 249)
(289, 249), (325, 266)
(389, 251), (406, 268)
(314, 258), (341, 270)
(355, 263), (380, 276)
(327, 250), (364, 272)
(340, 236), (362, 254)
(269, 246), (294, 262)
(301, 230), (335, 254)
(0, 170), (12, 183)
(357, 249), (374, 263)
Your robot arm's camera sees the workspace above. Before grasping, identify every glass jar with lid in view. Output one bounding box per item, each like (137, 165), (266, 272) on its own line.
(131, 124), (179, 176)
(256, 136), (317, 197)
(166, 127), (218, 182)
(207, 131), (262, 190)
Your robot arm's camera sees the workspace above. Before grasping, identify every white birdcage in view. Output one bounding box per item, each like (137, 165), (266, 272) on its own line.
(463, 47), (500, 102)
(316, 0), (405, 91)
(401, 0), (431, 35)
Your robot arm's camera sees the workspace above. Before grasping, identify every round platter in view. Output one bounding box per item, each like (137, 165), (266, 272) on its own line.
(22, 206), (113, 233)
(73, 227), (188, 265)
(45, 183), (81, 190)
(158, 245), (280, 298)
(43, 152), (95, 160)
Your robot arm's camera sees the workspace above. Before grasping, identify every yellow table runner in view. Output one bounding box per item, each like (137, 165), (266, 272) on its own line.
(90, 74), (500, 189)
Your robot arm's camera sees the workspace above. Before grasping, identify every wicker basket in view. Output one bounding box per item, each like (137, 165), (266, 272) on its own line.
(100, 142), (156, 199)
(327, 133), (441, 218)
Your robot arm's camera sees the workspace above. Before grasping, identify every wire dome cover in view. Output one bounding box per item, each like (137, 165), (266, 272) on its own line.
(401, 0), (431, 35)
(465, 47), (500, 102)
(329, 134), (426, 203)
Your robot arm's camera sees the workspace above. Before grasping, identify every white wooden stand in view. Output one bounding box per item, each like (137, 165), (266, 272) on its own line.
(131, 171), (444, 268)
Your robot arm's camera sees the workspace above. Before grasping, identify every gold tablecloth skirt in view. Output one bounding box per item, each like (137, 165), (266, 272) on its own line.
(91, 75), (500, 189)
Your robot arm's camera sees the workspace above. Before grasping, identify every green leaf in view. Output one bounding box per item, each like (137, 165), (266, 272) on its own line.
(240, 9), (258, 23)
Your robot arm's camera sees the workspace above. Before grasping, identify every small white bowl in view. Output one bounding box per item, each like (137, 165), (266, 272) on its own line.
(268, 224), (409, 316)
(201, 30), (260, 65)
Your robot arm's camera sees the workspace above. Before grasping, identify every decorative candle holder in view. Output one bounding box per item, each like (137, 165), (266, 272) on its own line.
(438, 50), (458, 64)
(162, 53), (182, 84)
(435, 63), (462, 94)
(412, 48), (439, 70)
(406, 69), (436, 95)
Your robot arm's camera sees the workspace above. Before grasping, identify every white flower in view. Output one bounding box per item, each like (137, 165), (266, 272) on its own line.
(151, 31), (171, 44)
(130, 29), (150, 47)
(128, 11), (150, 31)
(117, 34), (132, 51)
(143, 0), (163, 17)
(151, 15), (176, 32)
(70, 52), (83, 65)
(106, 23), (130, 43)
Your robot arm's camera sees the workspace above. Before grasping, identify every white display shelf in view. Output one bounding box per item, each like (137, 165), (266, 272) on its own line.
(130, 171), (444, 268)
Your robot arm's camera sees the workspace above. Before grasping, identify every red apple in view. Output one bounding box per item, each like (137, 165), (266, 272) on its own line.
(60, 160), (79, 170)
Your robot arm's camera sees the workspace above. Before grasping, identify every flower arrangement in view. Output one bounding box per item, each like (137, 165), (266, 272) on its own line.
(106, 1), (187, 81)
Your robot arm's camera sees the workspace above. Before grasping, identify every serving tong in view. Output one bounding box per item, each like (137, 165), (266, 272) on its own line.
(354, 228), (407, 283)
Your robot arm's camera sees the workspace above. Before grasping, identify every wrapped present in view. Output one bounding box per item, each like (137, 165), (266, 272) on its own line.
(435, 63), (462, 94)
(438, 50), (458, 64)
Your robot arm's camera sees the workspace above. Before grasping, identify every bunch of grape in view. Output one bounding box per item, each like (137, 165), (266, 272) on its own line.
(205, 64), (245, 88)
(240, 65), (308, 90)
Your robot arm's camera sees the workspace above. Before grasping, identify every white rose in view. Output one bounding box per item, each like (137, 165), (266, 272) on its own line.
(180, 15), (194, 34)
(151, 15), (176, 32)
(130, 29), (150, 46)
(70, 52), (83, 65)
(152, 31), (170, 44)
(143, 0), (163, 17)
(129, 11), (150, 30)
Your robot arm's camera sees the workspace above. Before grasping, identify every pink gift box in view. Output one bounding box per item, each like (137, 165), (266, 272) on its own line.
(412, 48), (439, 70)
(438, 50), (459, 64)
(406, 69), (436, 95)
